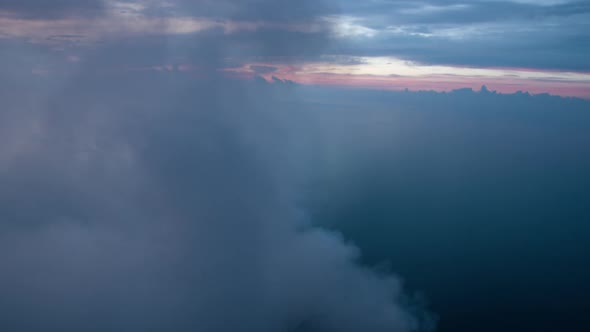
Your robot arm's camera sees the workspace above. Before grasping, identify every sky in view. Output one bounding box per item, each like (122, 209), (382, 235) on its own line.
(1, 2), (590, 332)
(1, 0), (590, 97)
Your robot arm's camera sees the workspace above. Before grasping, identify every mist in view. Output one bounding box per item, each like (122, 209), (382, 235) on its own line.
(0, 58), (435, 332)
(2, 1), (590, 332)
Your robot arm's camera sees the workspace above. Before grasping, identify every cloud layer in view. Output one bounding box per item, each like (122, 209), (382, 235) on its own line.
(0, 0), (104, 18)
(0, 2), (433, 331)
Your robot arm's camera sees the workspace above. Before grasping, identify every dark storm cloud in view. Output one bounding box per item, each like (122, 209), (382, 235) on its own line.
(0, 0), (104, 18)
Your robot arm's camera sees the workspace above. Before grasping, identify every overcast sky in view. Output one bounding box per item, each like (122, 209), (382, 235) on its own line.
(1, 0), (589, 96)
(1, 2), (590, 332)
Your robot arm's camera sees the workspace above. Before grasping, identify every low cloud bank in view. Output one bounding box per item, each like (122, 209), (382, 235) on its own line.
(0, 70), (435, 331)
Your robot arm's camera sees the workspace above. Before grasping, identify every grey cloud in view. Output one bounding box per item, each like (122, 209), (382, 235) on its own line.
(64, 29), (331, 71)
(436, 2), (585, 24)
(0, 0), (104, 18)
(322, 0), (590, 70)
(2, 0), (589, 71)
(0, 66), (430, 332)
(119, 0), (590, 71)
(133, 0), (337, 22)
(293, 85), (590, 332)
(251, 65), (278, 74)
(0, 2), (431, 331)
(328, 16), (590, 70)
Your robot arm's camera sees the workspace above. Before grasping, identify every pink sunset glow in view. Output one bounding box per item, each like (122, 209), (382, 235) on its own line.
(226, 62), (590, 98)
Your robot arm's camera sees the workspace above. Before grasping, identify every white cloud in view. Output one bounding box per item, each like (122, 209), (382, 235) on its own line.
(292, 56), (590, 83)
(322, 15), (379, 38)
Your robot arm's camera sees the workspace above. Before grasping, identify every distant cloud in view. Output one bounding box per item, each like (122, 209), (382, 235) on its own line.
(231, 57), (590, 98)
(250, 65), (278, 74)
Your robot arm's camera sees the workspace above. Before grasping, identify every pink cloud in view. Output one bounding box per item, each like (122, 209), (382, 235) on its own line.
(227, 63), (590, 98)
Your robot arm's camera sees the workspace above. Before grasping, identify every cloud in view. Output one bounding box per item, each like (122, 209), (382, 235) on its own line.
(322, 1), (590, 70)
(326, 18), (590, 71)
(137, 0), (336, 22)
(0, 0), (105, 18)
(228, 57), (590, 98)
(294, 83), (590, 332)
(0, 65), (435, 332)
(250, 65), (278, 74)
(2, 0), (590, 72)
(0, 2), (432, 332)
(1, 2), (588, 327)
